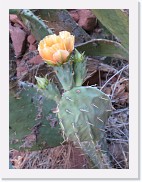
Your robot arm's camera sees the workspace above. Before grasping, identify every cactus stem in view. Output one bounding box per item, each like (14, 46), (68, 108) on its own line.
(91, 103), (99, 108)
(97, 117), (104, 123)
(65, 96), (73, 101)
(65, 109), (74, 115)
(99, 97), (109, 101)
(80, 109), (89, 112)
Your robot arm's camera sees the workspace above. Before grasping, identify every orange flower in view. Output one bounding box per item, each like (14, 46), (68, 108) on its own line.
(38, 31), (75, 65)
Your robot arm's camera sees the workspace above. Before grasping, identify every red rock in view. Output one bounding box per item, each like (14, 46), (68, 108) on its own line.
(10, 14), (28, 32)
(9, 24), (27, 57)
(27, 34), (36, 45)
(10, 14), (19, 23)
(29, 44), (37, 51)
(77, 9), (97, 32)
(28, 55), (43, 65)
(68, 10), (79, 22)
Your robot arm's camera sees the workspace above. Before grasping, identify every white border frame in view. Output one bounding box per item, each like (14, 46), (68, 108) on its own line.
(0, 0), (139, 179)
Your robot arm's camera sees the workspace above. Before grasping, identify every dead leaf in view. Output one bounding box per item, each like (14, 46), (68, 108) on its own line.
(118, 92), (129, 105)
(111, 82), (125, 97)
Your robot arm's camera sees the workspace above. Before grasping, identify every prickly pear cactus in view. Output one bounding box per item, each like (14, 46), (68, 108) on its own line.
(9, 82), (63, 151)
(58, 86), (112, 168)
(34, 30), (113, 168)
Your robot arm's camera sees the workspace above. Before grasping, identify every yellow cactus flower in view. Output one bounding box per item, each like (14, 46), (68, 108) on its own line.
(38, 31), (75, 65)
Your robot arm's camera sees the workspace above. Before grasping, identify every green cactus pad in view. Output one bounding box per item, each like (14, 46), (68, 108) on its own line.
(91, 9), (129, 51)
(58, 86), (112, 168)
(44, 83), (61, 103)
(9, 82), (63, 151)
(76, 39), (129, 60)
(73, 60), (87, 86)
(54, 61), (74, 91)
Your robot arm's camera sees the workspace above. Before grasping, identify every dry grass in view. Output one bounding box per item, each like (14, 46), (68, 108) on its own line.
(106, 108), (129, 168)
(10, 142), (91, 169)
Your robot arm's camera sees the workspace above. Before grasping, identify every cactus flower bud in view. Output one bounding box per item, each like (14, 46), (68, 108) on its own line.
(35, 76), (49, 89)
(74, 49), (85, 62)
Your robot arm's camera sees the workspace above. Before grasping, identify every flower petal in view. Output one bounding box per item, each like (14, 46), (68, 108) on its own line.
(53, 50), (69, 63)
(59, 31), (71, 39)
(39, 47), (54, 61)
(64, 36), (74, 52)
